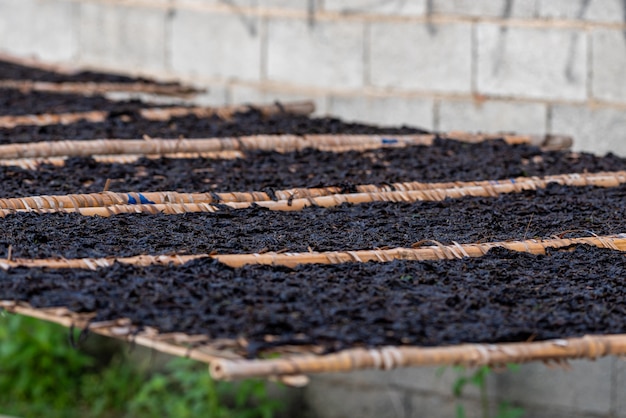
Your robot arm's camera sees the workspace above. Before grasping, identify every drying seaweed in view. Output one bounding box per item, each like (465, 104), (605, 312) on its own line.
(0, 140), (624, 198)
(1, 246), (625, 356)
(0, 183), (625, 259)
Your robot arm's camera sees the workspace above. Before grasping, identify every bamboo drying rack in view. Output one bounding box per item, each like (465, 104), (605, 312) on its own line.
(1, 234), (624, 270)
(2, 300), (625, 383)
(0, 53), (199, 96)
(0, 54), (619, 382)
(0, 100), (315, 129)
(3, 233), (626, 381)
(0, 170), (623, 213)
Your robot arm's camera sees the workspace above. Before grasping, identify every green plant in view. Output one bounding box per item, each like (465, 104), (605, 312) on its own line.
(0, 313), (283, 417)
(438, 364), (525, 418)
(128, 357), (281, 418)
(0, 313), (92, 417)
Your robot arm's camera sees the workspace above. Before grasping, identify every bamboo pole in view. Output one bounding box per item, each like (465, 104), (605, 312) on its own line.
(1, 235), (625, 270)
(0, 202), (223, 217)
(213, 235), (626, 268)
(0, 111), (108, 129)
(445, 131), (572, 150)
(3, 169), (623, 216)
(0, 100), (315, 129)
(1, 171), (624, 211)
(0, 151), (244, 169)
(0, 80), (202, 97)
(0, 132), (572, 160)
(0, 302), (237, 364)
(210, 334), (626, 380)
(139, 101), (315, 121)
(0, 135), (429, 159)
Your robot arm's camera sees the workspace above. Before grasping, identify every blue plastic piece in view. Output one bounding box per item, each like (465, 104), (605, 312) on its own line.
(138, 193), (155, 204)
(127, 194), (156, 205)
(381, 138), (399, 144)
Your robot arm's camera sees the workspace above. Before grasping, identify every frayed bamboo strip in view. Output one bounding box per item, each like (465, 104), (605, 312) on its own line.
(1, 235), (625, 270)
(0, 80), (202, 97)
(0, 132), (571, 160)
(1, 170), (623, 211)
(0, 100), (315, 129)
(210, 334), (626, 380)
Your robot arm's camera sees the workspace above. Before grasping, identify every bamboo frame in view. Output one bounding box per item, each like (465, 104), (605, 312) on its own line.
(210, 334), (626, 380)
(1, 235), (624, 270)
(0, 302), (240, 364)
(0, 80), (201, 97)
(0, 100), (315, 129)
(2, 300), (625, 382)
(1, 171), (624, 211)
(0, 132), (571, 160)
(3, 235), (626, 381)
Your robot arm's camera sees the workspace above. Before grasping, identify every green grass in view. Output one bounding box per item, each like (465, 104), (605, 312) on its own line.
(0, 312), (283, 417)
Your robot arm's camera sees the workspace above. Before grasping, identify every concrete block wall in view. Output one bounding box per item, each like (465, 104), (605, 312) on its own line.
(2, 0), (626, 155)
(302, 357), (626, 418)
(1, 1), (626, 416)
